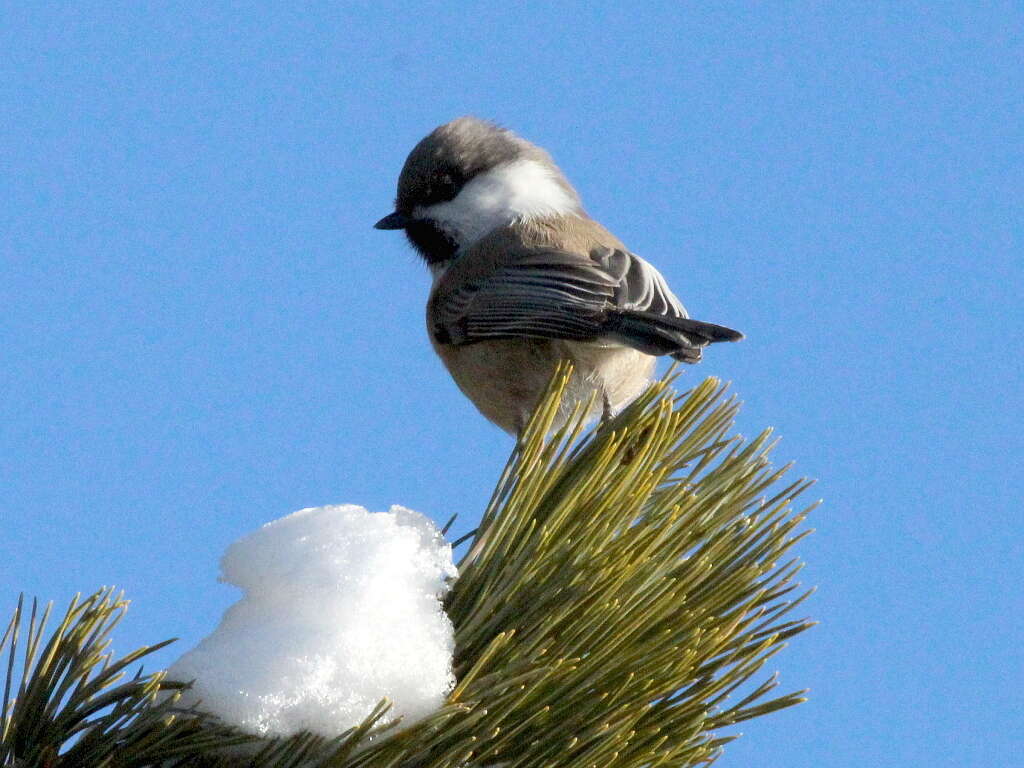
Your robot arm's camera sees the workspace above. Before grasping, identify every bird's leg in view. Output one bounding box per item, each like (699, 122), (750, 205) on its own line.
(514, 409), (530, 442)
(598, 386), (646, 464)
(601, 389), (614, 428)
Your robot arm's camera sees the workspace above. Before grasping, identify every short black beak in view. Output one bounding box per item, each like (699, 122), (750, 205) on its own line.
(374, 211), (410, 230)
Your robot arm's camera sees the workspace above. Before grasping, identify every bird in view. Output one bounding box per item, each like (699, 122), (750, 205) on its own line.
(374, 117), (742, 436)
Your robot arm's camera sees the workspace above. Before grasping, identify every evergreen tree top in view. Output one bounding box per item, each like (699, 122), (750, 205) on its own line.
(2, 368), (815, 767)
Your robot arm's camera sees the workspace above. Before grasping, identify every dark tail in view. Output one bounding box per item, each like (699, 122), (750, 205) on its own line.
(605, 309), (744, 364)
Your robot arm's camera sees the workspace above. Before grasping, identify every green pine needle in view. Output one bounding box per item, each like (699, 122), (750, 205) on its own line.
(2, 368), (815, 767)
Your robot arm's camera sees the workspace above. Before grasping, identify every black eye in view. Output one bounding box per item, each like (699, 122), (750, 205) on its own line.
(419, 171), (462, 207)
(437, 173), (455, 196)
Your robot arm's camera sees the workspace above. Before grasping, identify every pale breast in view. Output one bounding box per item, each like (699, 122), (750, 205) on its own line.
(431, 335), (656, 435)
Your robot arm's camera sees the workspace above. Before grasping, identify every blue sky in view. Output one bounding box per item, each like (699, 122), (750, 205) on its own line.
(2, 2), (1021, 765)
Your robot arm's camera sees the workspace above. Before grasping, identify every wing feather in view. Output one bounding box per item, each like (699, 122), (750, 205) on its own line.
(432, 244), (739, 358)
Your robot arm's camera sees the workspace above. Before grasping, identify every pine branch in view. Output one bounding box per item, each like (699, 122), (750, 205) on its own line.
(2, 369), (815, 767)
(336, 367), (816, 767)
(0, 588), (253, 767)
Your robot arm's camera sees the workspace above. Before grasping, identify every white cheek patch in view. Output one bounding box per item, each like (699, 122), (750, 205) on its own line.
(417, 159), (580, 248)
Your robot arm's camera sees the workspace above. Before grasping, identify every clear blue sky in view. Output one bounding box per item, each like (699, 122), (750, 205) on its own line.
(2, 2), (1021, 765)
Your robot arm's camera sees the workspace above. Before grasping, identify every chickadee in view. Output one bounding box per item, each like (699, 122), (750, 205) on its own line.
(375, 117), (742, 435)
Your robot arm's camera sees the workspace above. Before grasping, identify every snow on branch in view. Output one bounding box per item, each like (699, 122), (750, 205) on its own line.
(169, 504), (457, 738)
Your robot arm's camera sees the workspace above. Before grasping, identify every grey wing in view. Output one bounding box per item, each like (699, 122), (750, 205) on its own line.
(604, 248), (742, 361)
(612, 248), (689, 318)
(433, 246), (742, 363)
(433, 248), (619, 345)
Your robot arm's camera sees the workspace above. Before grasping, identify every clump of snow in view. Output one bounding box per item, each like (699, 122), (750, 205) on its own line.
(168, 504), (458, 738)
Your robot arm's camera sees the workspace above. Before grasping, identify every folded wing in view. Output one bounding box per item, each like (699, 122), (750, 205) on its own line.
(432, 246), (742, 363)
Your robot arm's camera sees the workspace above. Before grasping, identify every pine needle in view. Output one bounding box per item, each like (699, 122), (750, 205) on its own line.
(2, 368), (815, 766)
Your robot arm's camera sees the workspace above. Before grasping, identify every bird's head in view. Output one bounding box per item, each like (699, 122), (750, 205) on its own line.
(375, 117), (581, 265)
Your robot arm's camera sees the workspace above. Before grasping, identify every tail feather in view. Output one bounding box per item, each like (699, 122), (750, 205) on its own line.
(605, 309), (743, 364)
(623, 309), (745, 343)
